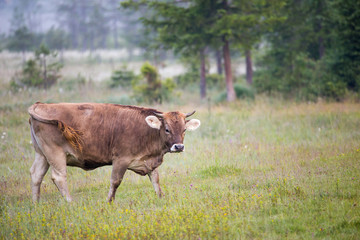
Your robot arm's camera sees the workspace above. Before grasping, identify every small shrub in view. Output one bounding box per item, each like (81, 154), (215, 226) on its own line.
(14, 59), (42, 87)
(110, 66), (137, 88)
(10, 44), (62, 90)
(322, 81), (347, 101)
(234, 84), (255, 99)
(216, 83), (255, 102)
(175, 71), (198, 87)
(133, 62), (175, 104)
(161, 78), (176, 101)
(207, 73), (225, 88)
(140, 62), (158, 83)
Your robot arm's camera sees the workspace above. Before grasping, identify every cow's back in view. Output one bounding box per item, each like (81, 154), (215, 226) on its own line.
(29, 102), (163, 164)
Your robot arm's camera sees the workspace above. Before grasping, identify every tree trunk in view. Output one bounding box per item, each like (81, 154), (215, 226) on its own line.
(200, 48), (207, 99)
(245, 49), (253, 85)
(223, 39), (236, 101)
(216, 49), (222, 75)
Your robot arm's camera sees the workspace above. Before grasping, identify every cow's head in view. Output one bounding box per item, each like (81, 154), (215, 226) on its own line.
(145, 111), (200, 153)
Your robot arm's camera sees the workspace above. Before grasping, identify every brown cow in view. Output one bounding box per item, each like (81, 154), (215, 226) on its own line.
(28, 102), (200, 202)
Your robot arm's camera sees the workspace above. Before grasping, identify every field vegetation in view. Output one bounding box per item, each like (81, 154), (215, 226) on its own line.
(1, 0), (360, 238)
(0, 51), (359, 238)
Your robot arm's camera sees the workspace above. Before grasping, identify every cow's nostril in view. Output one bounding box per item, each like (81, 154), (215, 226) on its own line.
(175, 144), (184, 151)
(171, 144), (184, 152)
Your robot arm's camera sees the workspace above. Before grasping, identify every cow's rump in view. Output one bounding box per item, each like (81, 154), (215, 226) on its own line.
(28, 102), (86, 151)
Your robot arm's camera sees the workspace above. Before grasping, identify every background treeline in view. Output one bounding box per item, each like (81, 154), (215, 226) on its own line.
(255, 0), (360, 101)
(1, 0), (143, 52)
(1, 0), (359, 102)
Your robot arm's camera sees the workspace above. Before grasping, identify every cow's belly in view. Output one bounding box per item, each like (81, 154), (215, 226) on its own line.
(128, 156), (163, 176)
(66, 153), (111, 170)
(128, 165), (150, 176)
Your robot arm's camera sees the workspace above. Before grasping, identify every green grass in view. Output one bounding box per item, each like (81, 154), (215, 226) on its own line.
(0, 85), (360, 239)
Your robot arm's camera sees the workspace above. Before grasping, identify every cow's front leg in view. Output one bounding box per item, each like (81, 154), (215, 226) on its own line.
(107, 161), (128, 202)
(148, 168), (163, 198)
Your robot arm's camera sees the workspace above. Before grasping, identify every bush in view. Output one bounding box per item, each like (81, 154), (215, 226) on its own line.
(234, 84), (255, 99)
(254, 52), (350, 101)
(175, 71), (224, 92)
(161, 78), (177, 101)
(110, 66), (137, 88)
(133, 62), (176, 104)
(322, 81), (347, 101)
(175, 71), (198, 87)
(16, 59), (42, 87)
(216, 84), (255, 102)
(207, 74), (225, 88)
(10, 44), (62, 90)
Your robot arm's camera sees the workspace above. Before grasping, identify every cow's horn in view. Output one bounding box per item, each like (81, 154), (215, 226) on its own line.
(185, 110), (196, 118)
(154, 112), (164, 118)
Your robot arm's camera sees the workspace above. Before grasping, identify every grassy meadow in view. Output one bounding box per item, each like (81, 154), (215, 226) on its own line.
(0, 52), (360, 239)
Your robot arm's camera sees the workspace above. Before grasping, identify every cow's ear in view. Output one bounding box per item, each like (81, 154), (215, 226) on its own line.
(145, 115), (162, 129)
(186, 119), (201, 131)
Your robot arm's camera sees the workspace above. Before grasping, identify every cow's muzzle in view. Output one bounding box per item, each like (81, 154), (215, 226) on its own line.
(170, 144), (184, 152)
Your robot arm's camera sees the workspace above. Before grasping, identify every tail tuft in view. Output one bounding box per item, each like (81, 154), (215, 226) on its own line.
(57, 121), (83, 152)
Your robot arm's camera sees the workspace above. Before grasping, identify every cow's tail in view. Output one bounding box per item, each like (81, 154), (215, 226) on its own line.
(56, 121), (83, 152)
(28, 105), (83, 152)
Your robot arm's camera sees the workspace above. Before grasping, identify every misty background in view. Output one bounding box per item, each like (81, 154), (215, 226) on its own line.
(0, 0), (359, 103)
(0, 0), (145, 53)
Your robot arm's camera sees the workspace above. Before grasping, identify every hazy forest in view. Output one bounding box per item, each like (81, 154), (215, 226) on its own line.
(1, 0), (360, 239)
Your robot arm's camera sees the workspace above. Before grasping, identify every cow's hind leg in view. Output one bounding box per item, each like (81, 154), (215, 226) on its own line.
(47, 151), (73, 202)
(30, 152), (50, 202)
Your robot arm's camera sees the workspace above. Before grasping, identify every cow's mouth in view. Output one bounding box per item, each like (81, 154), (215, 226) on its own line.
(170, 144), (184, 153)
(171, 150), (183, 153)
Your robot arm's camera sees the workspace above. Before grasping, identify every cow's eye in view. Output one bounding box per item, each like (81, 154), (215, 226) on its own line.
(165, 128), (170, 134)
